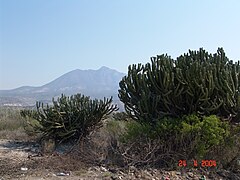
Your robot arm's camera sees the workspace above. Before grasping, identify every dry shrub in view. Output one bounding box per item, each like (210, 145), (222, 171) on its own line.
(66, 118), (126, 167)
(116, 132), (189, 168)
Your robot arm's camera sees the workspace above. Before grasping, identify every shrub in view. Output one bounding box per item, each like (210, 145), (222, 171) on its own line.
(180, 115), (230, 158)
(118, 115), (231, 167)
(20, 93), (118, 143)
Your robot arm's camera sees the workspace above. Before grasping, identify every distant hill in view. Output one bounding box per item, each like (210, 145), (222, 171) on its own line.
(0, 66), (125, 110)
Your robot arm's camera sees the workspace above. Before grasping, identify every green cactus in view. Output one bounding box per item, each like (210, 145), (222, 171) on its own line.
(118, 48), (240, 125)
(21, 93), (118, 143)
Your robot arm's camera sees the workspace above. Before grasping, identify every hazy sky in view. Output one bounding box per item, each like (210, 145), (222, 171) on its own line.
(0, 0), (240, 90)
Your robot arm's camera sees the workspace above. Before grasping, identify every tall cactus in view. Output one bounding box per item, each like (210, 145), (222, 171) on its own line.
(118, 48), (240, 125)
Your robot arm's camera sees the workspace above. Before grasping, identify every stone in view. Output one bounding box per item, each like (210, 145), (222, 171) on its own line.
(129, 165), (137, 172)
(100, 166), (108, 172)
(188, 172), (194, 177)
(176, 171), (181, 175)
(20, 167), (28, 171)
(56, 172), (70, 176)
(199, 175), (206, 180)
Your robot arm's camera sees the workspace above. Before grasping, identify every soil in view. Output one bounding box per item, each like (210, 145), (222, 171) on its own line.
(0, 139), (240, 180)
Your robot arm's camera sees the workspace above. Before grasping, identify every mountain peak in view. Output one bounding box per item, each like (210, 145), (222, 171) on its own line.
(99, 66), (110, 70)
(71, 66), (111, 72)
(0, 66), (125, 109)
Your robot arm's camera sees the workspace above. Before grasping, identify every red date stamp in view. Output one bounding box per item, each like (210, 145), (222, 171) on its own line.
(178, 159), (217, 167)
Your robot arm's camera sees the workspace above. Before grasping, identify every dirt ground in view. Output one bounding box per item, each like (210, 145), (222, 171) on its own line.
(0, 139), (88, 179)
(0, 139), (240, 180)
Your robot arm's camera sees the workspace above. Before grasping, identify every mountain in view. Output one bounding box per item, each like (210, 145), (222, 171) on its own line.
(0, 66), (126, 109)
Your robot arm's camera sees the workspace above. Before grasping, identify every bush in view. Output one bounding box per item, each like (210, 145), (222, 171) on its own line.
(20, 93), (118, 143)
(180, 115), (230, 158)
(118, 115), (231, 168)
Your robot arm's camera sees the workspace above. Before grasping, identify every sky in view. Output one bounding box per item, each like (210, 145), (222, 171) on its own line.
(0, 0), (240, 90)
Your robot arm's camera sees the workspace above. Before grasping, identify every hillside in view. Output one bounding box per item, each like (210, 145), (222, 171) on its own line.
(0, 66), (125, 109)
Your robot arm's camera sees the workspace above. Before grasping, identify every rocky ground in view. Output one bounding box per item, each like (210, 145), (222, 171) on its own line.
(0, 139), (240, 180)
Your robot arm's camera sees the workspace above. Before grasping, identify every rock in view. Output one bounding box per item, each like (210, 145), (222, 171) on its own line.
(56, 172), (70, 176)
(170, 171), (176, 177)
(119, 171), (125, 175)
(118, 175), (123, 179)
(129, 172), (134, 177)
(20, 167), (28, 171)
(162, 176), (170, 180)
(237, 159), (240, 166)
(129, 165), (137, 172)
(199, 175), (206, 180)
(100, 166), (108, 172)
(152, 169), (158, 174)
(176, 171), (181, 175)
(144, 170), (153, 177)
(188, 172), (194, 177)
(136, 174), (142, 178)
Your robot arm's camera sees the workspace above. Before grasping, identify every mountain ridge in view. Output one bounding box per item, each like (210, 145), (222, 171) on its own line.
(0, 66), (126, 109)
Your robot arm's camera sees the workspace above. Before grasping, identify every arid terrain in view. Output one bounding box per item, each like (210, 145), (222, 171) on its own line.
(1, 139), (240, 180)
(0, 107), (240, 179)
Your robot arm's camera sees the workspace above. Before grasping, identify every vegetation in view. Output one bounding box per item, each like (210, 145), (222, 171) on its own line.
(0, 107), (29, 139)
(119, 48), (240, 125)
(117, 115), (232, 167)
(117, 48), (240, 169)
(0, 107), (23, 131)
(20, 93), (118, 143)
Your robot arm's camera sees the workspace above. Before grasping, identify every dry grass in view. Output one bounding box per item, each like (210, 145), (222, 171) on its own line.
(63, 118), (127, 167)
(0, 107), (32, 140)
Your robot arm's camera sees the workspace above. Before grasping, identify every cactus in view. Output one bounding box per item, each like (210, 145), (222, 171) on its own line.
(118, 48), (240, 125)
(21, 93), (118, 142)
